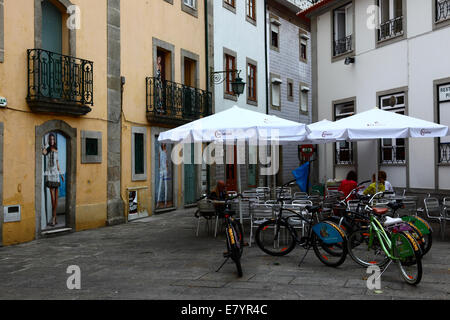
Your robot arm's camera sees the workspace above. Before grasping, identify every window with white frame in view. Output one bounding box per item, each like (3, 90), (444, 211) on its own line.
(183, 0), (196, 9)
(379, 92), (406, 164)
(270, 21), (280, 50)
(271, 77), (282, 108)
(300, 86), (309, 114)
(334, 101), (355, 165)
(333, 2), (353, 56)
(436, 0), (450, 23)
(378, 0), (403, 41)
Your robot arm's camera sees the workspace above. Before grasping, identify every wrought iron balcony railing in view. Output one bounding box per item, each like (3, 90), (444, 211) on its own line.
(436, 0), (450, 22)
(27, 49), (94, 115)
(380, 145), (406, 165)
(333, 35), (353, 56)
(378, 16), (404, 41)
(335, 147), (354, 165)
(146, 77), (212, 125)
(440, 143), (450, 164)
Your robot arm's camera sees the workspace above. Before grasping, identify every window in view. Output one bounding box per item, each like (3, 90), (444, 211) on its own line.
(436, 0), (450, 23)
(438, 82), (450, 163)
(379, 92), (406, 164)
(271, 77), (282, 108)
(270, 21), (280, 51)
(378, 0), (403, 41)
(81, 131), (102, 164)
(225, 53), (236, 96)
(246, 0), (256, 22)
(247, 62), (257, 103)
(333, 3), (353, 56)
(300, 41), (307, 61)
(132, 127), (147, 181)
(224, 0), (235, 8)
(287, 80), (294, 101)
(334, 101), (355, 164)
(183, 0), (196, 9)
(300, 86), (309, 114)
(86, 139), (98, 156)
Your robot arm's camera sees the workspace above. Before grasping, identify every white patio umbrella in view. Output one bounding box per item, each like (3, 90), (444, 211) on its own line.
(306, 108), (450, 191)
(158, 105), (310, 225)
(307, 108), (449, 142)
(159, 105), (309, 144)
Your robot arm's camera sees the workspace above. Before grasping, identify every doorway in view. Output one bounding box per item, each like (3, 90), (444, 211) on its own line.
(35, 120), (77, 237)
(41, 132), (67, 230)
(226, 146), (238, 192)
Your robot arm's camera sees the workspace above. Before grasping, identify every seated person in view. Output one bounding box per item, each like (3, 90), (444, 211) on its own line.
(209, 180), (227, 216)
(338, 171), (358, 201)
(380, 171), (394, 194)
(363, 172), (386, 196)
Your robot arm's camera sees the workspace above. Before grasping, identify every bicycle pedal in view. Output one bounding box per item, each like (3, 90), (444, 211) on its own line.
(223, 252), (230, 258)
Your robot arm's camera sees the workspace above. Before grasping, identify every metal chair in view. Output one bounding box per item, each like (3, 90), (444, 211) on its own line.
(195, 198), (216, 237)
(442, 197), (450, 239)
(249, 203), (275, 247)
(293, 192), (309, 200)
(424, 198), (445, 240)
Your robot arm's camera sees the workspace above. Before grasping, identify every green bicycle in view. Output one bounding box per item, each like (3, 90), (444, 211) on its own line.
(347, 195), (423, 285)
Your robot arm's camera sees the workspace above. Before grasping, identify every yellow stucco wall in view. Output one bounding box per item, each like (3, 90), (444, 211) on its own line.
(0, 0), (109, 245)
(120, 0), (206, 217)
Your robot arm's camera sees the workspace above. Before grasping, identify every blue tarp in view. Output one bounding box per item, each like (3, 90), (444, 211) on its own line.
(292, 162), (310, 192)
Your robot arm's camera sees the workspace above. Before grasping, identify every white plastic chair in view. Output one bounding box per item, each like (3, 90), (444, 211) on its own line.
(196, 198), (216, 237)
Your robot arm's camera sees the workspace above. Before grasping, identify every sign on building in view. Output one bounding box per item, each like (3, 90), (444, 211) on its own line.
(439, 84), (450, 102)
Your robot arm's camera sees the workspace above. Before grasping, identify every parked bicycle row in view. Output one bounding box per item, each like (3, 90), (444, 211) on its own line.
(195, 178), (444, 285)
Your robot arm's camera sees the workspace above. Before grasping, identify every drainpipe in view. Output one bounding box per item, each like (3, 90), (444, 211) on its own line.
(264, 0), (272, 190)
(264, 0), (269, 116)
(204, 0), (211, 192)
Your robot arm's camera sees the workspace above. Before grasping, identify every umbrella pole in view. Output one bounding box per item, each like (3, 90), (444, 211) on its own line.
(237, 141), (243, 230)
(375, 140), (379, 193)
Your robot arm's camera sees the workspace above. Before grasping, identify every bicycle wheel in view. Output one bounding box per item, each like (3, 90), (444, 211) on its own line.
(347, 228), (390, 268)
(392, 231), (422, 285)
(312, 230), (348, 267)
(227, 221), (243, 277)
(255, 220), (297, 256)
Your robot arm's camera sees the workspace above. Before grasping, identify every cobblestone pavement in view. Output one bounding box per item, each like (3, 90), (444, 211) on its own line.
(0, 209), (449, 300)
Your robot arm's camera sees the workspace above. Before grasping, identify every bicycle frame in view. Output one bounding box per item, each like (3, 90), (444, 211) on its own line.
(366, 214), (418, 261)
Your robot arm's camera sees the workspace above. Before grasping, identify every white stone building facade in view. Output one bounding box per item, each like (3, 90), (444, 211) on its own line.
(302, 0), (450, 195)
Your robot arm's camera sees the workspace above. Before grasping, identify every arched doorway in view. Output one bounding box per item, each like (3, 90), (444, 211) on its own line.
(35, 120), (77, 237)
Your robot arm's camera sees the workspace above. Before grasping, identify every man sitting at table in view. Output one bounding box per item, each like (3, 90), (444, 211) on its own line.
(363, 172), (386, 196)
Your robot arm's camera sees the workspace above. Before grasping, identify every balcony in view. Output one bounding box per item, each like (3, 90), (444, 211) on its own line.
(333, 35), (352, 56)
(440, 143), (450, 164)
(335, 147), (354, 165)
(380, 145), (406, 165)
(436, 0), (450, 23)
(378, 16), (403, 42)
(146, 77), (212, 126)
(27, 49), (94, 116)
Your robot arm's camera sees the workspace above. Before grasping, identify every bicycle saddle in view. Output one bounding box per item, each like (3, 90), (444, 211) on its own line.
(306, 205), (321, 213)
(372, 207), (389, 216)
(384, 216), (403, 227)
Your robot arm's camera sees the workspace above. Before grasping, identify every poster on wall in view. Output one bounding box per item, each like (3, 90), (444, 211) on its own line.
(155, 137), (174, 210)
(41, 132), (67, 230)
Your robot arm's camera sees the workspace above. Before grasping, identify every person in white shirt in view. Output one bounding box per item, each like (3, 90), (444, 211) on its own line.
(380, 171), (395, 193)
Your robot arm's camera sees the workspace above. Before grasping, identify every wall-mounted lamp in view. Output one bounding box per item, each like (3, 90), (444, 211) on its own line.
(345, 57), (355, 65)
(211, 70), (246, 97)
